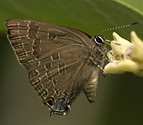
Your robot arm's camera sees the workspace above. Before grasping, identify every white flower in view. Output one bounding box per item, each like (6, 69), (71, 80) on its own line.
(104, 31), (143, 77)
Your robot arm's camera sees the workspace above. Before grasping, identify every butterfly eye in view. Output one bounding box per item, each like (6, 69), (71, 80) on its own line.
(47, 97), (55, 106)
(94, 35), (105, 44)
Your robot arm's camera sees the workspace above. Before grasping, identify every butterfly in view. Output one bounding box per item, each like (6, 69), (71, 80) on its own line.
(6, 19), (107, 116)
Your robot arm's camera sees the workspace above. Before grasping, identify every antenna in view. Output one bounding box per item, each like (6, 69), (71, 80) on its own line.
(99, 22), (139, 34)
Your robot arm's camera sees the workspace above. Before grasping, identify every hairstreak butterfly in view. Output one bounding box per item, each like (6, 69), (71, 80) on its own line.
(6, 19), (107, 116)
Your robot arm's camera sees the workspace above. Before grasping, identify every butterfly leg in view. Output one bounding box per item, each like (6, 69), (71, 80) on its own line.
(90, 56), (107, 74)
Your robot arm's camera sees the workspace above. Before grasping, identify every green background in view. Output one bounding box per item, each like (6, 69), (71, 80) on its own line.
(0, 0), (143, 125)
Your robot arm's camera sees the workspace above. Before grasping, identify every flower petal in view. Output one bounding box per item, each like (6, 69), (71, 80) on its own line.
(104, 32), (143, 77)
(111, 32), (131, 55)
(104, 62), (125, 74)
(131, 31), (143, 62)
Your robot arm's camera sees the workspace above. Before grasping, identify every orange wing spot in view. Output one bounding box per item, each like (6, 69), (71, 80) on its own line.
(48, 97), (55, 106)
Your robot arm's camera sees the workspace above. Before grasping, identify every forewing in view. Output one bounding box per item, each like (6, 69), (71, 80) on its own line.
(6, 19), (94, 69)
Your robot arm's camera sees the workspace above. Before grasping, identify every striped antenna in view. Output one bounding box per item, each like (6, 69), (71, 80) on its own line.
(99, 22), (139, 34)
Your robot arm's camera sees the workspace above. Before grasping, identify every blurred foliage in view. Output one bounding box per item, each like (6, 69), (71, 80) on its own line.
(0, 0), (143, 125)
(115, 0), (143, 15)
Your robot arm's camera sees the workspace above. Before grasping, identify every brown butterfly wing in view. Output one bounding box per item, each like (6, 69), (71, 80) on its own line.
(6, 19), (99, 115)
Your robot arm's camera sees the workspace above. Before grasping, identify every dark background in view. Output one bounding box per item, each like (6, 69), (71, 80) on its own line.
(0, 0), (143, 125)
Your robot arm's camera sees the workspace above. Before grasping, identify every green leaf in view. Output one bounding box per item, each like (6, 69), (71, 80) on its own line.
(0, 0), (143, 39)
(115, 0), (143, 16)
